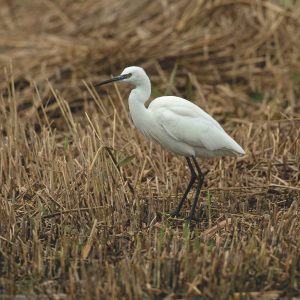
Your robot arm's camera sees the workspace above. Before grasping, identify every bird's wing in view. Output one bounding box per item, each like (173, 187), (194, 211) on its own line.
(154, 107), (242, 153)
(149, 96), (225, 131)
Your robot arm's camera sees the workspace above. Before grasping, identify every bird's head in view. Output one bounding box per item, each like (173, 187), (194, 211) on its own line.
(95, 66), (149, 88)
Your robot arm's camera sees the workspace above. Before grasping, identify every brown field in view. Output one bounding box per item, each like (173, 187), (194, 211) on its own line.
(0, 0), (300, 299)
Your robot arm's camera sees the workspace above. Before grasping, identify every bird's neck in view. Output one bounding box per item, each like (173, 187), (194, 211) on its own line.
(128, 80), (151, 129)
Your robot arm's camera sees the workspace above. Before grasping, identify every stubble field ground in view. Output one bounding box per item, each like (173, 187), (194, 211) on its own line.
(0, 0), (300, 299)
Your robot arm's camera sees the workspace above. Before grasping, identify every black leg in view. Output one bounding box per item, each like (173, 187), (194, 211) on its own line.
(187, 157), (204, 222)
(170, 157), (196, 217)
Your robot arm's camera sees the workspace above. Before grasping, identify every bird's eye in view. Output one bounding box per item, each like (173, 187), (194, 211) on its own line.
(124, 73), (132, 79)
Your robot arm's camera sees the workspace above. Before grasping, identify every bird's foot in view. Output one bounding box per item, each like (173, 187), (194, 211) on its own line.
(185, 214), (200, 224)
(169, 210), (181, 218)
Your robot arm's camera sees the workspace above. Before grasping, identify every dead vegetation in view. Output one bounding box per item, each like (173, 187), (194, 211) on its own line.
(0, 0), (300, 299)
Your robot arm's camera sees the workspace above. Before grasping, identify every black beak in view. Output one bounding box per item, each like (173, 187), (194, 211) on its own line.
(94, 73), (131, 88)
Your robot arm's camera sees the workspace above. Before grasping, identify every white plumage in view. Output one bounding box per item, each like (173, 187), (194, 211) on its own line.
(96, 66), (245, 222)
(148, 96), (244, 158)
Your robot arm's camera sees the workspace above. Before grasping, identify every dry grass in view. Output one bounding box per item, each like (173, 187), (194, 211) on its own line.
(0, 0), (300, 299)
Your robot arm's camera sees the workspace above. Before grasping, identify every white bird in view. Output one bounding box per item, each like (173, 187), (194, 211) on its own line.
(95, 66), (245, 222)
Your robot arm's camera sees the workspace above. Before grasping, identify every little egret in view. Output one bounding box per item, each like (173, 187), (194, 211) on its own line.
(95, 66), (245, 222)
